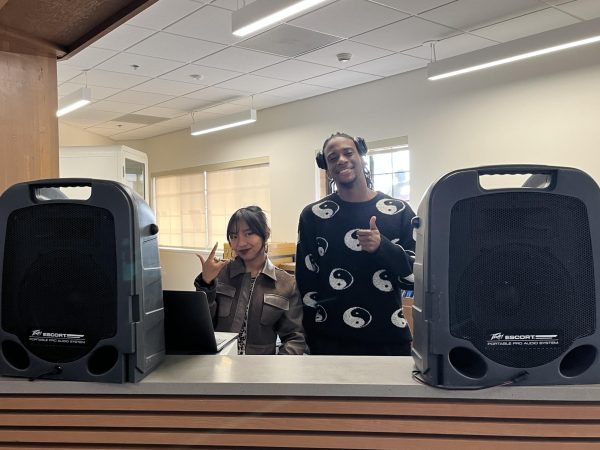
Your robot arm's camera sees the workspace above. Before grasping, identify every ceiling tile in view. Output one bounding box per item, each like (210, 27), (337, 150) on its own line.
(252, 60), (336, 82)
(96, 53), (185, 77)
(553, 0), (600, 20)
(201, 102), (249, 114)
(91, 24), (156, 51)
(159, 63), (242, 85)
(127, 0), (205, 30)
(353, 16), (456, 51)
(59, 47), (117, 70)
(127, 32), (226, 63)
(350, 53), (426, 76)
(185, 85), (247, 103)
(372, 0), (458, 15)
(158, 97), (215, 110)
(134, 106), (187, 118)
(304, 70), (381, 89)
(58, 82), (121, 100)
(211, 0), (255, 10)
(90, 121), (147, 131)
(165, 5), (243, 45)
(86, 100), (147, 114)
(84, 70), (150, 89)
(106, 90), (175, 105)
(131, 78), (202, 96)
(296, 40), (394, 68)
(237, 24), (341, 57)
(420, 0), (545, 31)
(472, 8), (579, 42)
(59, 109), (123, 126)
(194, 47), (286, 72)
(290, 0), (408, 38)
(231, 93), (291, 109)
(402, 32), (497, 60)
(264, 83), (334, 99)
(215, 74), (291, 93)
(57, 63), (85, 82)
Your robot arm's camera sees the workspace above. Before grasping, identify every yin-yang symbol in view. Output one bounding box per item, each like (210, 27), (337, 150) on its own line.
(343, 229), (361, 251)
(373, 269), (393, 292)
(315, 305), (327, 322)
(376, 198), (406, 215)
(303, 292), (318, 308)
(391, 308), (408, 328)
(329, 268), (354, 290)
(316, 237), (328, 256)
(312, 201), (340, 219)
(343, 307), (372, 328)
(305, 254), (319, 273)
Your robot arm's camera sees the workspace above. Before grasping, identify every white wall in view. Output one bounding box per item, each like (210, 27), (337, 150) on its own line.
(59, 122), (116, 146)
(143, 43), (600, 247)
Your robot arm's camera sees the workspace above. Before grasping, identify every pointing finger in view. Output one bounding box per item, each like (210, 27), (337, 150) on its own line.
(208, 242), (218, 258)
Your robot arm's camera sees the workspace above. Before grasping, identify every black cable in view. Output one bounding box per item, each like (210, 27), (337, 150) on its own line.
(412, 369), (529, 390)
(28, 364), (63, 381)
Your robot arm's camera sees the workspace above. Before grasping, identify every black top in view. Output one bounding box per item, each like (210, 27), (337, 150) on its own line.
(296, 191), (416, 354)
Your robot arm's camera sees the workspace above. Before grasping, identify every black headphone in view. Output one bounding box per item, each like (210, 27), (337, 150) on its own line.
(315, 135), (368, 170)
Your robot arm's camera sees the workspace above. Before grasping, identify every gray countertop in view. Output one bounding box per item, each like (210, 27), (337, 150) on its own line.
(0, 355), (598, 401)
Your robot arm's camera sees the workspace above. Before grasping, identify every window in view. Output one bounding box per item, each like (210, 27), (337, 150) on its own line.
(369, 146), (410, 201)
(153, 159), (270, 250)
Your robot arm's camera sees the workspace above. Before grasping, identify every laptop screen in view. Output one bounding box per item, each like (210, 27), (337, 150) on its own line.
(162, 290), (235, 354)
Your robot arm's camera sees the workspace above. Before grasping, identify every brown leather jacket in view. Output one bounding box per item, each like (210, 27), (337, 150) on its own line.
(194, 256), (307, 355)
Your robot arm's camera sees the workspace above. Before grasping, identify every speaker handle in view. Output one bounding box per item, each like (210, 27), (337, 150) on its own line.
(28, 178), (95, 203)
(29, 178), (93, 188)
(476, 165), (556, 176)
(476, 165), (556, 190)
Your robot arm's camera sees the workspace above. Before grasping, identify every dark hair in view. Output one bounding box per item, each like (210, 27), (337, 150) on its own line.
(321, 132), (373, 190)
(226, 206), (270, 245)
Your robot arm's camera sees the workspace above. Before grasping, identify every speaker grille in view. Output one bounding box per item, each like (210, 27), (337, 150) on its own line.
(1, 204), (117, 363)
(449, 192), (595, 368)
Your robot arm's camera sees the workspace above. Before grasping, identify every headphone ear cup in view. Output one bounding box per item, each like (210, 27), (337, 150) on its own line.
(355, 137), (368, 156)
(315, 152), (327, 170)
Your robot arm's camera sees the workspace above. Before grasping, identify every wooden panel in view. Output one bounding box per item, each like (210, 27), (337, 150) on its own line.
(0, 47), (58, 193)
(1, 395), (600, 448)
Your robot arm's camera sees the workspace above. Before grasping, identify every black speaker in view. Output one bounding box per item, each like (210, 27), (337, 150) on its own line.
(315, 136), (367, 170)
(0, 179), (165, 383)
(412, 165), (600, 386)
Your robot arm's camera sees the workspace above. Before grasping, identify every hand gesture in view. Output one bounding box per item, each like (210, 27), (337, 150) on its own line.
(356, 216), (381, 253)
(197, 242), (229, 284)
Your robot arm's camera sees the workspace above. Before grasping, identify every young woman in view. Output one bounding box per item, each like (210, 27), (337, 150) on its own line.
(195, 206), (306, 355)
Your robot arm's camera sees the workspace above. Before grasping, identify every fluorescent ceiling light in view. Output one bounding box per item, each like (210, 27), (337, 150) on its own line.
(232, 0), (328, 37)
(56, 87), (92, 117)
(191, 109), (257, 136)
(428, 17), (600, 81)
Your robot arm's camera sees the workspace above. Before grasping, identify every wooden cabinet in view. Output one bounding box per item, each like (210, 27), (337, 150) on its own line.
(59, 145), (148, 200)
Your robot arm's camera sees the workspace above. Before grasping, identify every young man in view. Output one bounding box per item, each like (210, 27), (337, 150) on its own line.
(295, 133), (415, 355)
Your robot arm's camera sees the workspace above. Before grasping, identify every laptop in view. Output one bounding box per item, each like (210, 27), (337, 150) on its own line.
(163, 290), (237, 355)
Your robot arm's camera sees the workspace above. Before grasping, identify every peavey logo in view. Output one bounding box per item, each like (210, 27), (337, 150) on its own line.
(487, 332), (559, 346)
(29, 329), (85, 344)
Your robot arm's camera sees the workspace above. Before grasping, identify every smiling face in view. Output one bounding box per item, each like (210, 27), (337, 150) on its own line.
(324, 136), (365, 189)
(228, 219), (266, 266)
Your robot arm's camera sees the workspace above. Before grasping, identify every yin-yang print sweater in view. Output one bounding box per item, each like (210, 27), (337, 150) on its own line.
(296, 191), (416, 351)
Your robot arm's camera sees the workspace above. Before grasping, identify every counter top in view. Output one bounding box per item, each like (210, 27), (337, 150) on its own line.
(1, 355), (598, 401)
